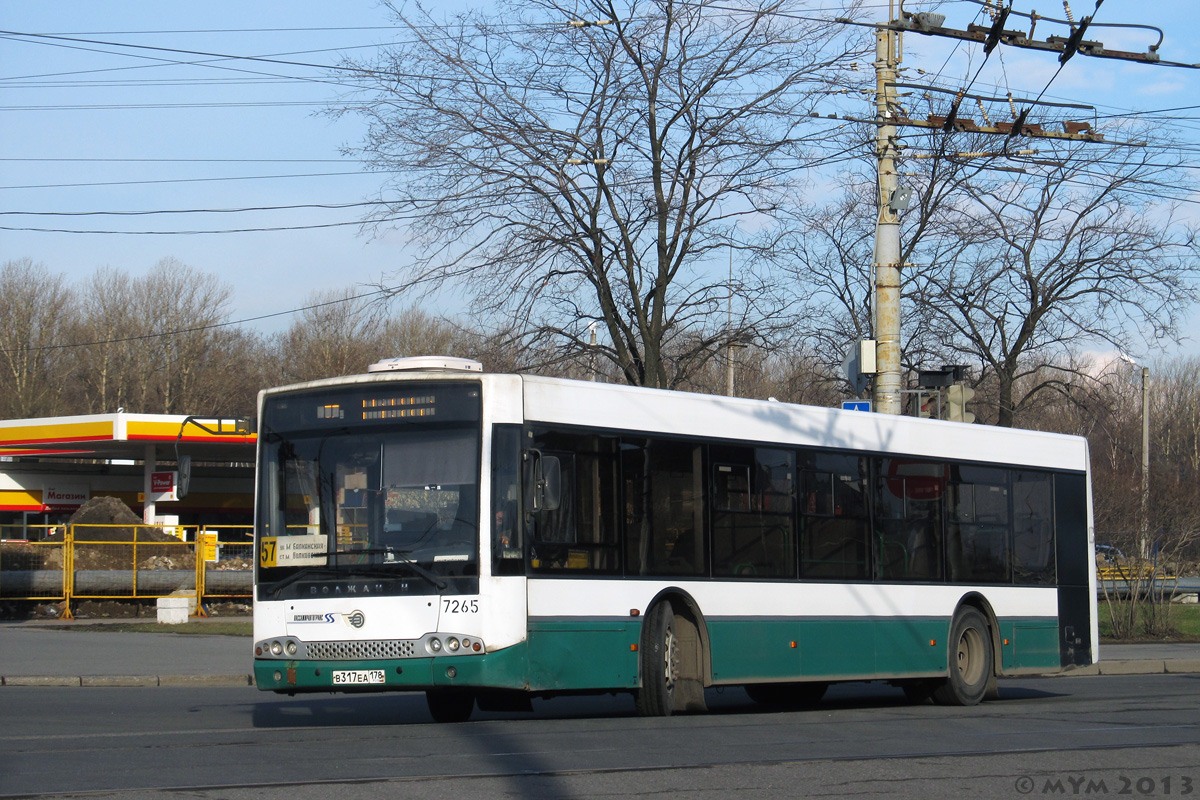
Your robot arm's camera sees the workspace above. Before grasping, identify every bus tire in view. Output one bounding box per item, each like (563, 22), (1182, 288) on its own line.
(932, 607), (993, 706)
(745, 681), (827, 709)
(634, 603), (678, 717)
(426, 688), (475, 723)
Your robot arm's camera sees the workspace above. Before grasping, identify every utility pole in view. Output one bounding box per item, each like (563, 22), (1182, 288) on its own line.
(1140, 365), (1150, 559)
(872, 6), (903, 415)
(860, 1), (1180, 417)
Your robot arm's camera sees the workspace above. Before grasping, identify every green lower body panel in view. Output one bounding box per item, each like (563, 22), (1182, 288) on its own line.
(708, 617), (947, 682)
(254, 614), (1064, 694)
(526, 618), (641, 690)
(254, 644), (532, 693)
(708, 615), (1063, 683)
(253, 620), (642, 694)
(998, 618), (1062, 672)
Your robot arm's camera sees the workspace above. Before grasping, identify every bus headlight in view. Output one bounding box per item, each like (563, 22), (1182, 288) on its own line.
(270, 641), (284, 656)
(422, 634), (483, 655)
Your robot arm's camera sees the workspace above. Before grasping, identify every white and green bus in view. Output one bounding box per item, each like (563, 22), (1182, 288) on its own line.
(252, 356), (1096, 722)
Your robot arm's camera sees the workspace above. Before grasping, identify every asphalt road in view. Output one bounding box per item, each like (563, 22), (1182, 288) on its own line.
(2, 673), (1198, 799)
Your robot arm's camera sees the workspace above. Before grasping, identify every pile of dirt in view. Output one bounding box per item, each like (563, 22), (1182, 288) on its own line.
(63, 497), (196, 570)
(69, 497), (155, 539)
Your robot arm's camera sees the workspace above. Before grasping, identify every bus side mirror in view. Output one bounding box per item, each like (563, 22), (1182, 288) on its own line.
(525, 450), (562, 513)
(539, 456), (561, 512)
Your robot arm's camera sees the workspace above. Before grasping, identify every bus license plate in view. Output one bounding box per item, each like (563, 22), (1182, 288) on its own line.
(332, 669), (385, 685)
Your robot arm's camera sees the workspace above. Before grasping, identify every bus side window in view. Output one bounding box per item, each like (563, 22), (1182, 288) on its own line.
(623, 438), (704, 577)
(946, 478), (1010, 583)
(710, 447), (794, 579)
(799, 453), (869, 580)
(1013, 471), (1055, 585)
(527, 430), (620, 574)
(491, 425), (524, 576)
(872, 458), (947, 582)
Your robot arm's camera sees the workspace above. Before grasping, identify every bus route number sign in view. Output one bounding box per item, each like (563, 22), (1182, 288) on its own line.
(259, 534), (329, 568)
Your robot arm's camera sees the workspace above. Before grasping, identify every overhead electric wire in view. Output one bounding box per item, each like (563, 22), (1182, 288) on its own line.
(0, 29), (368, 75)
(0, 157), (352, 164)
(3, 7), (1195, 237)
(1, 171), (377, 191)
(0, 201), (390, 217)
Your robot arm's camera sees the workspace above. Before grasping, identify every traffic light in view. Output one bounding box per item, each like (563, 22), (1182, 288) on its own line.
(946, 384), (976, 423)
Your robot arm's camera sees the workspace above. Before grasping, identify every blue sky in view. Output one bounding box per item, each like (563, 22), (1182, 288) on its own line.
(3, 1), (1197, 356)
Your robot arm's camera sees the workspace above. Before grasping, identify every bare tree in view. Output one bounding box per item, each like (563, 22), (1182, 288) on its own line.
(1022, 354), (1200, 638)
(274, 289), (391, 384)
(782, 122), (1198, 428)
(0, 259), (75, 418)
(65, 261), (235, 414)
(336, 0), (869, 388)
(146, 259), (236, 413)
(63, 267), (137, 413)
(774, 131), (992, 397)
(903, 136), (1198, 427)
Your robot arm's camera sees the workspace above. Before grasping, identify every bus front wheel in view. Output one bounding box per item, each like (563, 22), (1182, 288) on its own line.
(932, 607), (993, 706)
(634, 603), (679, 717)
(426, 688), (475, 723)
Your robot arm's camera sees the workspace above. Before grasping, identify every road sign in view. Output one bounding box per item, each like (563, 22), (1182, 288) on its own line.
(841, 400), (872, 412)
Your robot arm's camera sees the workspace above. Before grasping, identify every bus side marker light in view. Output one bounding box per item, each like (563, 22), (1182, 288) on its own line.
(630, 609), (640, 617)
(929, 639), (937, 647)
(1003, 638), (1011, 646)
(790, 641), (797, 649)
(630, 644), (638, 652)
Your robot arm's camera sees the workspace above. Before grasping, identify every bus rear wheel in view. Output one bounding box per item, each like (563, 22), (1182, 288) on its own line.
(932, 607), (993, 706)
(426, 688), (475, 723)
(634, 603), (679, 717)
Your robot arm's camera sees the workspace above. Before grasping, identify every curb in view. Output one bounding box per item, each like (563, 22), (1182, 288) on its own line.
(2, 674), (254, 687)
(1042, 659), (1200, 677)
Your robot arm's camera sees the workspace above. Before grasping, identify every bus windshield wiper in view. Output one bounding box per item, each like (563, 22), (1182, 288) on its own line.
(267, 566), (342, 597)
(268, 550), (448, 596)
(331, 547), (447, 591)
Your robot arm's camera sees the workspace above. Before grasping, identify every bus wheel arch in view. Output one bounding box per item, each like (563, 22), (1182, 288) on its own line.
(957, 593), (1002, 698)
(634, 589), (710, 716)
(932, 599), (996, 706)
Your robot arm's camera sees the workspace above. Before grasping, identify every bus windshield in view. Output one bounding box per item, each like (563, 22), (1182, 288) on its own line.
(255, 384), (481, 594)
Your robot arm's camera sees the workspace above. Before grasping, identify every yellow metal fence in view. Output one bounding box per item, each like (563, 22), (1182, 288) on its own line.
(0, 523), (252, 619)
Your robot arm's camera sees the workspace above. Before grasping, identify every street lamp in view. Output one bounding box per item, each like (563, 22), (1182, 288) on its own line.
(1119, 354), (1150, 559)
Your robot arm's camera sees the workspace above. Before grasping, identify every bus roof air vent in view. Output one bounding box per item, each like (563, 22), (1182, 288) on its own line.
(367, 356), (484, 374)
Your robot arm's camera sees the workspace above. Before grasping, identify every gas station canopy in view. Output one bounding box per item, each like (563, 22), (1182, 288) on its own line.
(0, 412), (256, 462)
(0, 413), (257, 522)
